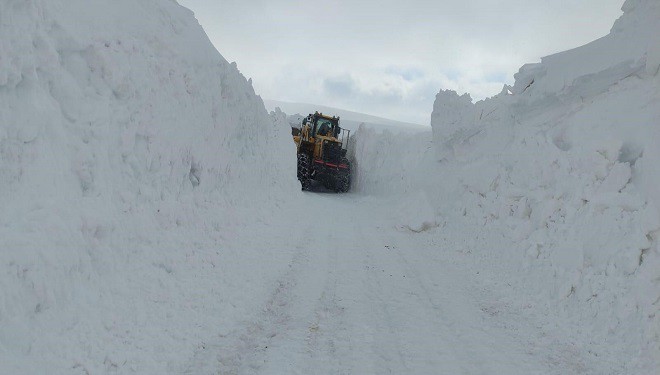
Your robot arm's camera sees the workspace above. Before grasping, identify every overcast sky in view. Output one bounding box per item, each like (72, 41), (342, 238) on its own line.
(178, 0), (624, 124)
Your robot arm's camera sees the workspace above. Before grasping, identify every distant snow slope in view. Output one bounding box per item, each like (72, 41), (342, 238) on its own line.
(0, 0), (296, 372)
(353, 0), (660, 372)
(264, 99), (428, 133)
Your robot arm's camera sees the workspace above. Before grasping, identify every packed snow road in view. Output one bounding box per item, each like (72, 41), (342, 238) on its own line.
(182, 192), (563, 375)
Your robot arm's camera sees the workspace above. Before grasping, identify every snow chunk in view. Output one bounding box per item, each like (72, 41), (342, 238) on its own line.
(397, 191), (438, 233)
(431, 90), (474, 158)
(597, 163), (632, 194)
(511, 63), (546, 95)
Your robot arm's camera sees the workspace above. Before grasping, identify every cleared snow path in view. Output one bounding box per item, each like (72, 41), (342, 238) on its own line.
(182, 192), (565, 375)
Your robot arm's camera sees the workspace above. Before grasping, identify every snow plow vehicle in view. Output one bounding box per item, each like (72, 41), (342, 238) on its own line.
(293, 112), (351, 192)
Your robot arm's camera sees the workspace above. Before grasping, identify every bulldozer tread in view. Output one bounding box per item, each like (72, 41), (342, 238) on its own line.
(297, 153), (312, 190)
(336, 173), (350, 193)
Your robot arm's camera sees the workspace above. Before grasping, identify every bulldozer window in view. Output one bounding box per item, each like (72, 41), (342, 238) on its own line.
(315, 118), (334, 136)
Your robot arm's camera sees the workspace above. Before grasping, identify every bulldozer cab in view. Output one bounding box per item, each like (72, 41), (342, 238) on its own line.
(311, 117), (337, 138)
(298, 112), (350, 161)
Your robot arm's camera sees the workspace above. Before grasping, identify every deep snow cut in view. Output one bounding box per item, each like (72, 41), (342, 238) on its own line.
(2, 0), (659, 373)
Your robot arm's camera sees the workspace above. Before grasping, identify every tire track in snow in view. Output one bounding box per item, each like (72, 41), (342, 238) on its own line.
(182, 247), (309, 375)
(361, 247), (412, 373)
(299, 245), (351, 375)
(253, 196), (369, 374)
(253, 195), (395, 374)
(387, 237), (548, 374)
(321, 197), (411, 374)
(383, 243), (488, 374)
(360, 240), (467, 374)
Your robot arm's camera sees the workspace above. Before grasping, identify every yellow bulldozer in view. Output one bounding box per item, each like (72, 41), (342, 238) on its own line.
(292, 112), (351, 192)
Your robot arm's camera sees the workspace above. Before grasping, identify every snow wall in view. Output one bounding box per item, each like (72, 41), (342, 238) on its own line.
(0, 0), (297, 372)
(352, 0), (660, 372)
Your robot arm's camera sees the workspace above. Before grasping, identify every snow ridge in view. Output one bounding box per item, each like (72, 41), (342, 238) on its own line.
(354, 0), (660, 372)
(0, 0), (295, 372)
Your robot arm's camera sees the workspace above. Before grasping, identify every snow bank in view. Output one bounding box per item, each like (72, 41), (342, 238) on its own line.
(355, 0), (660, 371)
(350, 125), (430, 195)
(0, 0), (296, 372)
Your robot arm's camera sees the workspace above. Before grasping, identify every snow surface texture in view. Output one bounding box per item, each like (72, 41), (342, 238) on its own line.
(353, 0), (660, 372)
(3, 0), (660, 373)
(0, 0), (297, 372)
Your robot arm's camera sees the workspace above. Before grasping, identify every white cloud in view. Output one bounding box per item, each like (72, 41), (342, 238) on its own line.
(178, 0), (624, 124)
